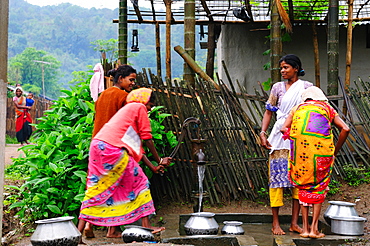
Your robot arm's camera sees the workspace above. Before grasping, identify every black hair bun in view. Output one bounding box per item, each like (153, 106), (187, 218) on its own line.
(107, 68), (117, 77)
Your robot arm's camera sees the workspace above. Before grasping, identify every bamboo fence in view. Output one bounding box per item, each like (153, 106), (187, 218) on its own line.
(137, 70), (370, 205)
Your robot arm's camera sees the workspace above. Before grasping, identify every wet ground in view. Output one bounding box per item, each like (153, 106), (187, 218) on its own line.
(15, 213), (366, 246)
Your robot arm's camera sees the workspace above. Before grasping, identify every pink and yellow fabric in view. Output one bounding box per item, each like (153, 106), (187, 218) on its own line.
(79, 140), (155, 226)
(126, 88), (152, 104)
(288, 100), (337, 204)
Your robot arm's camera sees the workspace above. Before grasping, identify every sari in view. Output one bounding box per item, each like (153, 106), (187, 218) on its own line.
(79, 140), (155, 226)
(288, 100), (337, 204)
(13, 95), (32, 143)
(79, 88), (156, 226)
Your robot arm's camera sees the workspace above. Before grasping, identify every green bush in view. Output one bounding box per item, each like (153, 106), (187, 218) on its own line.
(6, 71), (94, 222)
(6, 70), (178, 223)
(141, 106), (178, 179)
(343, 165), (370, 186)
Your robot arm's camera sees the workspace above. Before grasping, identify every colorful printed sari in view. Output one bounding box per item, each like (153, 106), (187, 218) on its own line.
(79, 139), (155, 226)
(288, 100), (337, 204)
(14, 95), (32, 143)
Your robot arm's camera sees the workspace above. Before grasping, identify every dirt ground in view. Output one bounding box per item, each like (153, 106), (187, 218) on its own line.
(2, 144), (370, 245)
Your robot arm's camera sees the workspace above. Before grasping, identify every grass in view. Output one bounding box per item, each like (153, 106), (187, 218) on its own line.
(6, 135), (18, 144)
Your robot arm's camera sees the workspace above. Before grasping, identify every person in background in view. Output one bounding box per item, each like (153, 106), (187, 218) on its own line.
(92, 65), (137, 137)
(281, 86), (350, 238)
(259, 54), (313, 235)
(13, 87), (32, 145)
(78, 88), (171, 240)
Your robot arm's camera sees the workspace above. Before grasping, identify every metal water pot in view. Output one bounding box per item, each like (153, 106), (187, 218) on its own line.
(184, 212), (219, 235)
(330, 216), (367, 236)
(221, 221), (245, 235)
(30, 216), (81, 246)
(323, 201), (358, 225)
(121, 225), (155, 243)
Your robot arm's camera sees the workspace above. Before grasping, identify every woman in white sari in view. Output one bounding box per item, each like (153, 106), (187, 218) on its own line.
(259, 54), (313, 235)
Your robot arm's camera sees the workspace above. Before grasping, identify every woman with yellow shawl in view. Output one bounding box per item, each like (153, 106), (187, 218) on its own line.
(78, 88), (172, 239)
(13, 87), (32, 145)
(281, 86), (350, 238)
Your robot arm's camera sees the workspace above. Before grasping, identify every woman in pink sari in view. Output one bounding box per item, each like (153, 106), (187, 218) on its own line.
(78, 88), (171, 240)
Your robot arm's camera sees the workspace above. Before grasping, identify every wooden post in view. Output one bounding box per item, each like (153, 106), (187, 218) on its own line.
(155, 22), (162, 78)
(327, 0), (339, 97)
(118, 0), (128, 64)
(174, 45), (219, 90)
(164, 0), (172, 82)
(206, 23), (216, 80)
(312, 23), (321, 87)
(0, 0), (9, 238)
(343, 0), (354, 115)
(184, 0), (196, 87)
(270, 0), (282, 83)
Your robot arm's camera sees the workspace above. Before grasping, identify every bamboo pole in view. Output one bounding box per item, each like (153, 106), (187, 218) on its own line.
(0, 0), (9, 238)
(343, 0), (354, 115)
(118, 0), (128, 64)
(184, 0), (196, 87)
(164, 0), (172, 81)
(312, 23), (321, 87)
(270, 0), (282, 83)
(155, 22), (162, 78)
(206, 23), (216, 80)
(327, 0), (339, 97)
(174, 45), (220, 90)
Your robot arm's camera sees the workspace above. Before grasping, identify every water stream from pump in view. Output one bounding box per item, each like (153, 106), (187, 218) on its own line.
(197, 165), (206, 212)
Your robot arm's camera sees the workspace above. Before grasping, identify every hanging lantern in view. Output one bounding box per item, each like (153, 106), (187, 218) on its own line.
(131, 29), (140, 52)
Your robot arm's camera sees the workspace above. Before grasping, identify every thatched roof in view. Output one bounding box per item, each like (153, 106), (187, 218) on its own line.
(125, 0), (370, 24)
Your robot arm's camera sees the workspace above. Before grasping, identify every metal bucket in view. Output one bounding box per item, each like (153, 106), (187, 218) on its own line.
(121, 225), (155, 243)
(221, 221), (244, 235)
(330, 215), (367, 236)
(323, 201), (358, 225)
(184, 212), (219, 235)
(30, 216), (81, 246)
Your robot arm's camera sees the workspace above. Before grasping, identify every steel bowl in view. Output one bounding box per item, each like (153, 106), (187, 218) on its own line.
(323, 201), (359, 225)
(330, 216), (367, 236)
(121, 225), (155, 243)
(184, 212), (219, 235)
(221, 221), (244, 235)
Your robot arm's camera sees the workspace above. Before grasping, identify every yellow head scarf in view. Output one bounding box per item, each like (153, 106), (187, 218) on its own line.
(126, 88), (153, 105)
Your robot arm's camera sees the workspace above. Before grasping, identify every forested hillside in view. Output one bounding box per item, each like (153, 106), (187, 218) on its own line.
(9, 0), (207, 97)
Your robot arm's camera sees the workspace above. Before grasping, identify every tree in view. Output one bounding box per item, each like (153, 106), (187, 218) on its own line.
(8, 47), (62, 98)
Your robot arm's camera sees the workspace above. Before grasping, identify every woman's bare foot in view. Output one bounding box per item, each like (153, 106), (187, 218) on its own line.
(309, 232), (325, 238)
(299, 232), (310, 238)
(289, 224), (303, 234)
(271, 226), (285, 235)
(106, 226), (122, 238)
(148, 226), (165, 234)
(84, 229), (95, 238)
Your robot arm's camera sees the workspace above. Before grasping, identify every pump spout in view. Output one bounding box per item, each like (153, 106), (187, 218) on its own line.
(195, 149), (206, 165)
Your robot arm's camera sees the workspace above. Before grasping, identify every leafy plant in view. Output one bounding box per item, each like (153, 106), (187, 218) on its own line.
(141, 106), (178, 179)
(328, 179), (341, 195)
(5, 71), (94, 222)
(343, 165), (370, 186)
(6, 135), (18, 144)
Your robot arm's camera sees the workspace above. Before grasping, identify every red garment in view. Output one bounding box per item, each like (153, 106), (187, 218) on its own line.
(92, 87), (128, 137)
(94, 102), (152, 162)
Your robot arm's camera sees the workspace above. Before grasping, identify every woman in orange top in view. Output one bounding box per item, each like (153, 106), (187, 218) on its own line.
(92, 65), (137, 137)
